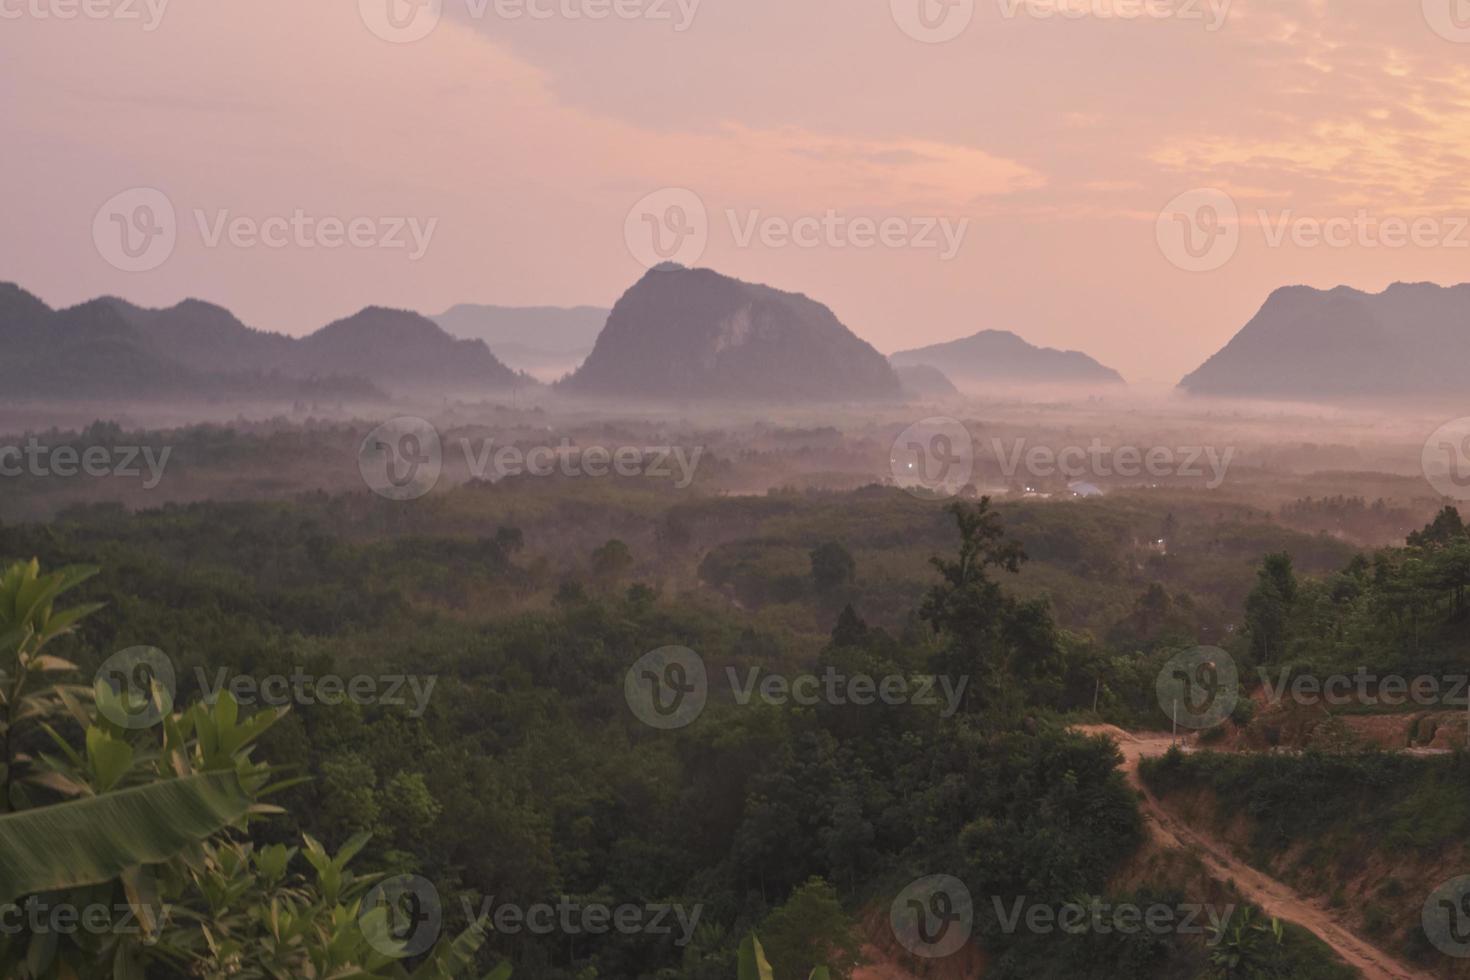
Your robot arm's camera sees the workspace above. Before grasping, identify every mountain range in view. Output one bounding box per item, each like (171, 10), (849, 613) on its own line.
(21, 273), (1460, 408)
(1179, 282), (1470, 399)
(890, 330), (1125, 387)
(0, 283), (527, 401)
(559, 266), (904, 401)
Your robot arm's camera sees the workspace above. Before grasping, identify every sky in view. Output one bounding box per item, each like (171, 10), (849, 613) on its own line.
(4, 0), (1470, 383)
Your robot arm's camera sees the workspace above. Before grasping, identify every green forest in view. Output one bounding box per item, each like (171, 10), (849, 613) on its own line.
(7, 468), (1463, 978)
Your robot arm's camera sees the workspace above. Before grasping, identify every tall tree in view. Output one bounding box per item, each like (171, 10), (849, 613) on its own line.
(1245, 552), (1297, 661)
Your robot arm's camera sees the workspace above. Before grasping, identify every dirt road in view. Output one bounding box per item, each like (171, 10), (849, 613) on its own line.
(1075, 725), (1431, 980)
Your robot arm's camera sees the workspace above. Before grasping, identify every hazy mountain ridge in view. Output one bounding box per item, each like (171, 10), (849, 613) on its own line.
(894, 363), (959, 398)
(434, 302), (605, 348)
(560, 266), (904, 401)
(0, 283), (528, 400)
(431, 303), (609, 382)
(1180, 281), (1470, 398)
(890, 329), (1125, 386)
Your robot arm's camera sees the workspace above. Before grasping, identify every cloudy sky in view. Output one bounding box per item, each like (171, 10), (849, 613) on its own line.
(4, 0), (1470, 382)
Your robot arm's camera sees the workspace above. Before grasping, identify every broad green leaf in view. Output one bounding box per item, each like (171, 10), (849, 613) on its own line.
(87, 728), (135, 792)
(410, 917), (491, 979)
(0, 770), (252, 905)
(738, 935), (774, 980)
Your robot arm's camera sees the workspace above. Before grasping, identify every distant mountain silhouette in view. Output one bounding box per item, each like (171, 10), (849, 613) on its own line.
(1180, 282), (1470, 399)
(0, 283), (54, 348)
(560, 266), (903, 401)
(433, 303), (608, 380)
(297, 307), (524, 389)
(890, 330), (1124, 387)
(895, 364), (959, 398)
(0, 283), (528, 400)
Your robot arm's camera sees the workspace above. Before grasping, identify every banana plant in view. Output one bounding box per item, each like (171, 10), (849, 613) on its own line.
(0, 559), (103, 812)
(0, 560), (510, 979)
(737, 935), (831, 980)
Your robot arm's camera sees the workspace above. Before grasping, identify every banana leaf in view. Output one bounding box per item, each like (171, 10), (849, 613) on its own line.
(0, 770), (251, 905)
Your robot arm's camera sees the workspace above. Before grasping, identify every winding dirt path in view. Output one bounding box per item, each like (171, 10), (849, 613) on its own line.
(1075, 725), (1430, 980)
